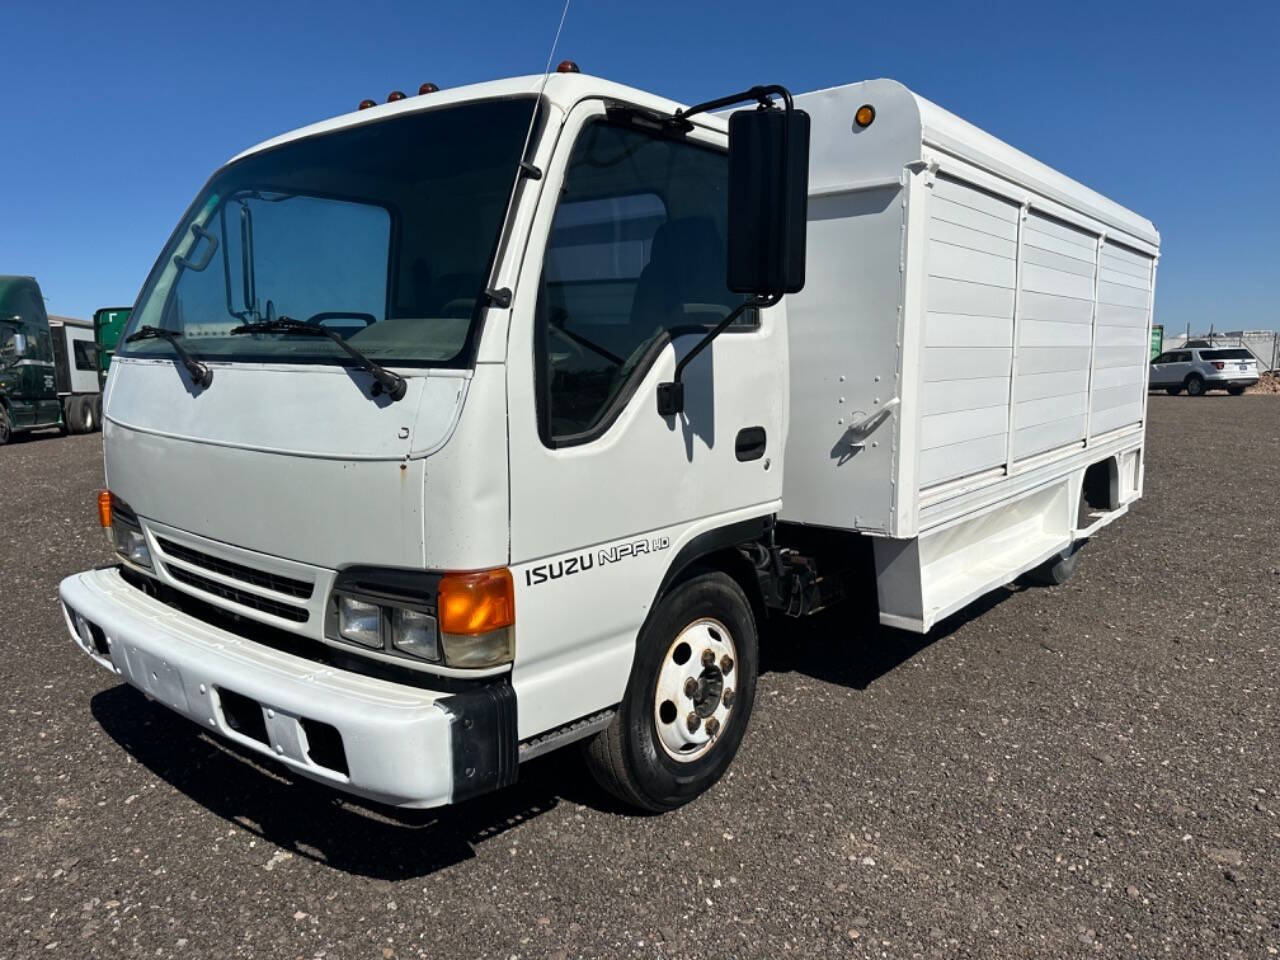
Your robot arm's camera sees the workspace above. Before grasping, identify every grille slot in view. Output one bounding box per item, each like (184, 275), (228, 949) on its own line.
(157, 538), (313, 599)
(167, 566), (310, 623)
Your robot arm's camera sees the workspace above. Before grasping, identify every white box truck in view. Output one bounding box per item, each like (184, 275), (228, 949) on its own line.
(59, 70), (1158, 812)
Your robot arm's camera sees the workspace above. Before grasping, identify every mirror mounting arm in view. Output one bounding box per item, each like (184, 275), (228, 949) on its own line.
(656, 82), (804, 417)
(656, 292), (781, 417)
(671, 84), (794, 129)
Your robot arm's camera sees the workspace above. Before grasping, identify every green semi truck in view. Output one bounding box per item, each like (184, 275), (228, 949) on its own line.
(0, 275), (103, 444)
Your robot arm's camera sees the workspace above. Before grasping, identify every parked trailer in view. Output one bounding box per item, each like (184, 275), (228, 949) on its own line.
(58, 72), (1157, 812)
(1, 276), (102, 443)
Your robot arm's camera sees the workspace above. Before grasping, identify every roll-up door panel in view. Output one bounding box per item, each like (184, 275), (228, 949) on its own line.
(919, 176), (1019, 487)
(1090, 241), (1154, 436)
(1011, 211), (1097, 460)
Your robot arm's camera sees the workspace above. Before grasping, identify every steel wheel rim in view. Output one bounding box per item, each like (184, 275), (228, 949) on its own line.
(653, 617), (738, 763)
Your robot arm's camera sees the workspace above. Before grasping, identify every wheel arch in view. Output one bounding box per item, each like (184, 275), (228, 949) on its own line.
(653, 516), (770, 626)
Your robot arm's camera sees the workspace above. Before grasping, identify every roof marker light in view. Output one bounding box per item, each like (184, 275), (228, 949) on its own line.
(418, 82), (439, 95)
(387, 90), (406, 102)
(358, 99), (377, 110)
(556, 60), (580, 73)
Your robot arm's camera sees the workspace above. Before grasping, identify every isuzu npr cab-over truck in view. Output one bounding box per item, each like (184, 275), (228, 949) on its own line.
(59, 71), (1159, 812)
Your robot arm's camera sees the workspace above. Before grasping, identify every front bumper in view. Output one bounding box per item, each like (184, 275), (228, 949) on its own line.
(59, 567), (516, 808)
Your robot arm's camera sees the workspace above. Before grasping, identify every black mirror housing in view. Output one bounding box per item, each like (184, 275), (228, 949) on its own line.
(726, 106), (810, 296)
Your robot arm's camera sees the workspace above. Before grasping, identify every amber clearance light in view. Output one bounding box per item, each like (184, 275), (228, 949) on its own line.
(97, 489), (112, 528)
(854, 104), (876, 128)
(437, 568), (515, 668)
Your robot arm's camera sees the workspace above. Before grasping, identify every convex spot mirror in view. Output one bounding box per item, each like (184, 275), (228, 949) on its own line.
(726, 106), (810, 296)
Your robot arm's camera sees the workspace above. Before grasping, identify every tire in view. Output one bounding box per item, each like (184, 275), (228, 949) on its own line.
(583, 569), (758, 812)
(91, 395), (103, 429)
(0, 404), (11, 446)
(1227, 386), (1246, 396)
(1021, 540), (1085, 587)
(65, 396), (93, 434)
(1164, 386), (1181, 396)
(1184, 375), (1205, 397)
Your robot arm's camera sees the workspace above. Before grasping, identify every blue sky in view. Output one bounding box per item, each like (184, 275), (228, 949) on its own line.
(3, 0), (1277, 331)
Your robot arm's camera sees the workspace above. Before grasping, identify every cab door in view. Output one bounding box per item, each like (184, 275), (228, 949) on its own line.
(504, 101), (787, 737)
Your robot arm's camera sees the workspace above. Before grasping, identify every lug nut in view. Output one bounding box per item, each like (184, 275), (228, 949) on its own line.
(683, 677), (698, 697)
(701, 648), (716, 667)
(706, 717), (721, 737)
(723, 688), (735, 708)
(686, 712), (701, 733)
(720, 655), (734, 674)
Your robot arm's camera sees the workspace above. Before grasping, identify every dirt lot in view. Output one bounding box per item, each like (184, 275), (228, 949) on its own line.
(1, 396), (1277, 960)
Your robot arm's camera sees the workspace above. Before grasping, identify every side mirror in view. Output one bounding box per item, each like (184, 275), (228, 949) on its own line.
(726, 105), (810, 296)
(3, 331), (28, 359)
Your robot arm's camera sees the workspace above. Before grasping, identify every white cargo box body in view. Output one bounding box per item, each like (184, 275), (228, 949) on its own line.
(784, 80), (1159, 631)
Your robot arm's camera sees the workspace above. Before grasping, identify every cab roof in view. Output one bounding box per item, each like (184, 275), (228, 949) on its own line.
(231, 73), (720, 165)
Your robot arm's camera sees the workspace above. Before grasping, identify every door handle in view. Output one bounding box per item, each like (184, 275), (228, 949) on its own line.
(735, 426), (767, 462)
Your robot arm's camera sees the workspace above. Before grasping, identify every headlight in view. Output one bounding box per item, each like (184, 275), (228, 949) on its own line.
(113, 525), (153, 568)
(391, 607), (439, 661)
(102, 494), (152, 569)
(327, 567), (514, 669)
(337, 596), (382, 648)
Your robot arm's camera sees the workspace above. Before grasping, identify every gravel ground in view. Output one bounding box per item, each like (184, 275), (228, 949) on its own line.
(2, 396), (1278, 960)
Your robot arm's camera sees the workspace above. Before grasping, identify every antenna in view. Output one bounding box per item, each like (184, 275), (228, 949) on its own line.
(480, 0), (573, 309)
(518, 0), (572, 162)
(539, 0), (573, 91)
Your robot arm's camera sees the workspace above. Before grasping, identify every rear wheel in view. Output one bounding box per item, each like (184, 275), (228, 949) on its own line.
(1164, 386), (1181, 396)
(583, 570), (758, 812)
(1227, 385), (1246, 396)
(0, 405), (11, 445)
(1185, 375), (1205, 397)
(1021, 540), (1085, 587)
(91, 395), (103, 429)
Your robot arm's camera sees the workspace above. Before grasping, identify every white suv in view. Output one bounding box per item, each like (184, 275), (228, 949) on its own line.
(1150, 347), (1260, 396)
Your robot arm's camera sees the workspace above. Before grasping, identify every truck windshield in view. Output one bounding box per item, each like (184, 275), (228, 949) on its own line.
(120, 97), (537, 368)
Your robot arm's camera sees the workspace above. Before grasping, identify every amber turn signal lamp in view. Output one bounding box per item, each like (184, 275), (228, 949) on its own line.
(97, 490), (112, 528)
(438, 568), (515, 635)
(854, 104), (876, 128)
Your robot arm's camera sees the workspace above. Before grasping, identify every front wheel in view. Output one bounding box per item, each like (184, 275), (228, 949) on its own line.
(1164, 386), (1181, 396)
(583, 570), (758, 812)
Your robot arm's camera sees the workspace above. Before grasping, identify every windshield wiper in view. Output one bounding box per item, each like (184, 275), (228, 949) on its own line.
(228, 317), (407, 401)
(124, 325), (213, 388)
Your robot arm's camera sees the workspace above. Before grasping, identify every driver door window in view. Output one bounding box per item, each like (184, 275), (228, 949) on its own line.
(536, 121), (744, 446)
